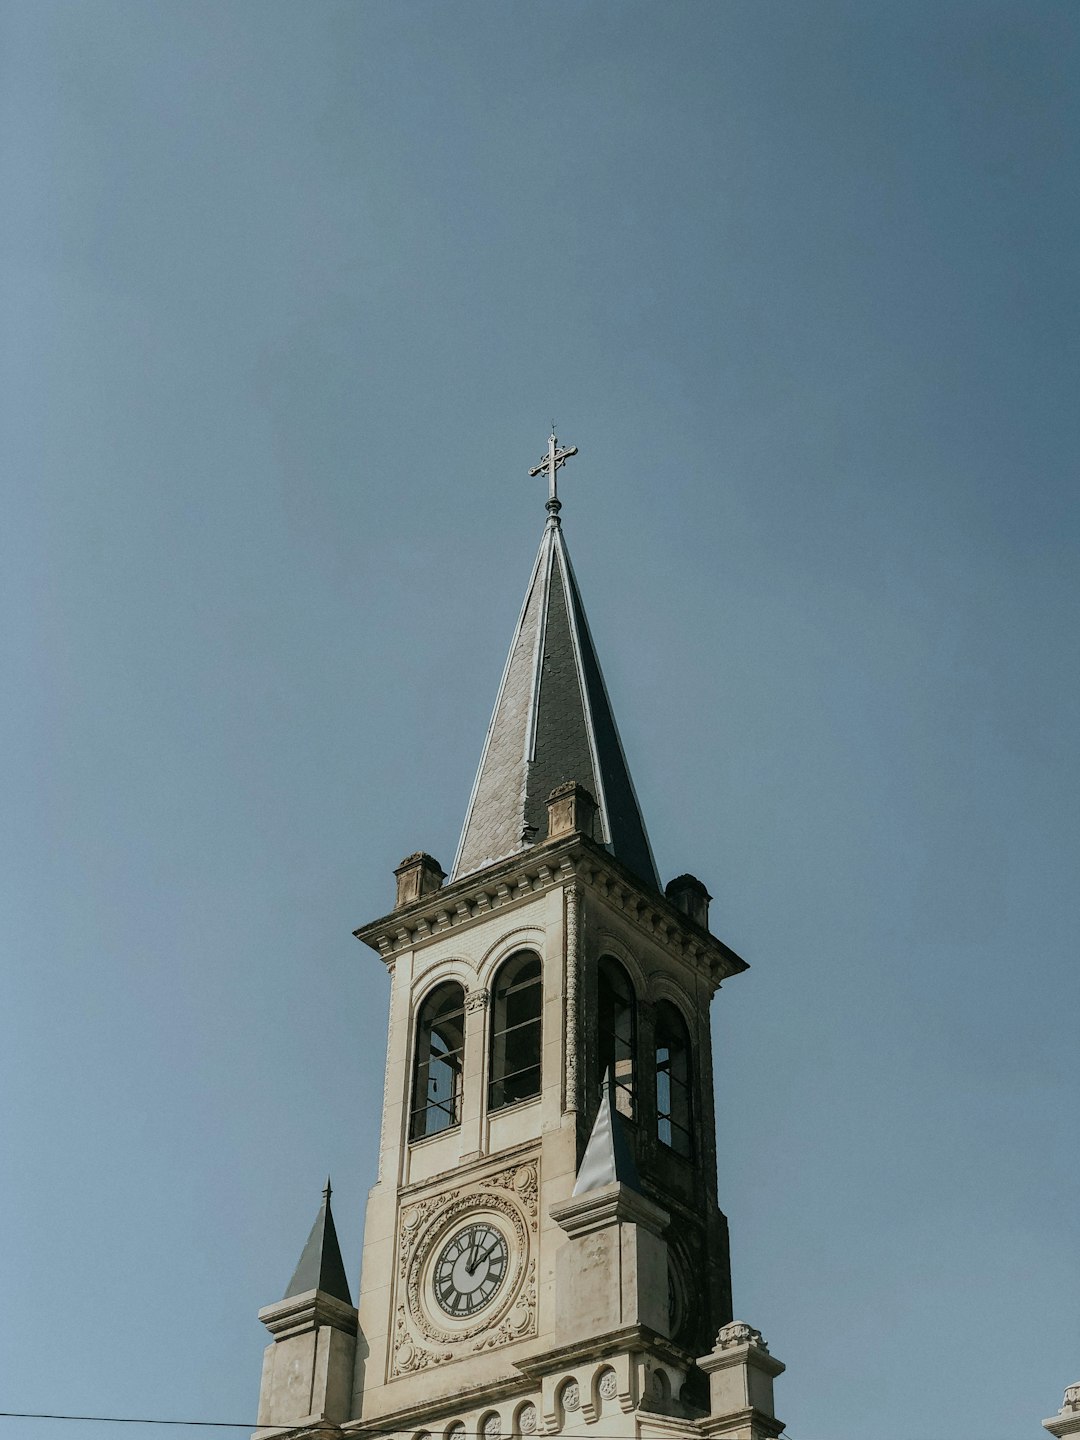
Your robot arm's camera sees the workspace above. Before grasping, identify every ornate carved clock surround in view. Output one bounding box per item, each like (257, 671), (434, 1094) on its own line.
(392, 1158), (540, 1376)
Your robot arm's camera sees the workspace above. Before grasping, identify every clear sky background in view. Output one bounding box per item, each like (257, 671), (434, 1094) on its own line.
(2, 3), (1078, 1439)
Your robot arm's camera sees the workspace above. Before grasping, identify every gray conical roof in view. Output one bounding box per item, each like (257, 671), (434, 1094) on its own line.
(451, 518), (660, 890)
(284, 1181), (352, 1305)
(572, 1070), (641, 1196)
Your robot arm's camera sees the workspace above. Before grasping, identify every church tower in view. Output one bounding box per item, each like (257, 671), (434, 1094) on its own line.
(255, 435), (786, 1440)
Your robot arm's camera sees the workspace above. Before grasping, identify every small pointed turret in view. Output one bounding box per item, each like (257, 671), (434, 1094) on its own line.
(551, 1076), (671, 1346)
(572, 1070), (641, 1196)
(452, 467), (660, 890)
(283, 1176), (352, 1305)
(258, 1180), (358, 1431)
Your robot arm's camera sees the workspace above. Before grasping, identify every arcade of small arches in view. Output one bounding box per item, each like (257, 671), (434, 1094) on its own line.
(407, 1356), (684, 1440)
(409, 950), (696, 1160)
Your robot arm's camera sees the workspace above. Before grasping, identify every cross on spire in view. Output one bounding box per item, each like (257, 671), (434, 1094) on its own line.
(528, 428), (578, 522)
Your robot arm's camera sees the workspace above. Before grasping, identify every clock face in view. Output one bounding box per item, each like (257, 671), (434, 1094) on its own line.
(432, 1220), (509, 1317)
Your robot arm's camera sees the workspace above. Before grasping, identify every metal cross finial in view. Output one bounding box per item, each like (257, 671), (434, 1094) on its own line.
(528, 428), (578, 523)
(323, 1175), (333, 1204)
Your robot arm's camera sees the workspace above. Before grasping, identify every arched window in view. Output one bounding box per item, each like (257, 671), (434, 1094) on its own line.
(489, 951), (543, 1111)
(655, 1001), (693, 1157)
(410, 981), (466, 1140)
(598, 956), (636, 1118)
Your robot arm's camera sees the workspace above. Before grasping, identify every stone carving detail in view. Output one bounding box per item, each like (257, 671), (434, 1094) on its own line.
(715, 1321), (768, 1352)
(391, 1310), (452, 1374)
(562, 1381), (581, 1412)
(473, 1258), (536, 1352)
(1063, 1386), (1080, 1413)
(564, 883), (580, 1112)
(518, 1405), (538, 1435)
(391, 1160), (539, 1374)
(465, 988), (490, 1013)
(447, 1425), (466, 1440)
(481, 1161), (538, 1217)
(481, 1414), (502, 1440)
(598, 1369), (618, 1401)
(368, 853), (729, 997)
(398, 1186), (461, 1278)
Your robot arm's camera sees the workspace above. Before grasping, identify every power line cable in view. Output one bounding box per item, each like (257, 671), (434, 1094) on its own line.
(0, 1418), (752, 1435)
(0, 1416), (1039, 1440)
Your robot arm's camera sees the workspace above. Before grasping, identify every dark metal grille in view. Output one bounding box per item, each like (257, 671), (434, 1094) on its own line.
(655, 1000), (693, 1158)
(489, 951), (543, 1111)
(598, 955), (636, 1119)
(410, 982), (466, 1140)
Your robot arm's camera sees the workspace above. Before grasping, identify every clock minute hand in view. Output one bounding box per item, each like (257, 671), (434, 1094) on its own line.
(467, 1243), (494, 1275)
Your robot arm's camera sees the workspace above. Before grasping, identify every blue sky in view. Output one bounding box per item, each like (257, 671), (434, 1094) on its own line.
(2, 3), (1078, 1438)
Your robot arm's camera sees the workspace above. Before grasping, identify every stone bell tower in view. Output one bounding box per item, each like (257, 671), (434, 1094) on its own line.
(255, 434), (786, 1440)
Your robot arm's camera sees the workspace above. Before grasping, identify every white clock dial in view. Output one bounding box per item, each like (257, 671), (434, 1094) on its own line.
(432, 1220), (509, 1317)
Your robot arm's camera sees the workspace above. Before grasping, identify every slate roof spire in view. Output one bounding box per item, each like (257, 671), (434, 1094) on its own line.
(451, 463), (660, 891)
(283, 1177), (352, 1305)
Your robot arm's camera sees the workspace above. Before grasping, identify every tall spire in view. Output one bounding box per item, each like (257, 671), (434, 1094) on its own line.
(283, 1177), (352, 1305)
(451, 439), (660, 890)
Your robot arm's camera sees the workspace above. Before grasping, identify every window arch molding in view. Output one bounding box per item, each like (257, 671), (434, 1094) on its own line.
(645, 971), (697, 1019)
(409, 958), (474, 1010)
(409, 978), (467, 1141)
(488, 948), (544, 1112)
(476, 926), (545, 989)
(593, 930), (648, 994)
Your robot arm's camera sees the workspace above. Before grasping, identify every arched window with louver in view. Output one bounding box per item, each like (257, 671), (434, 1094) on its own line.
(597, 956), (636, 1118)
(488, 951), (543, 1111)
(410, 981), (466, 1140)
(655, 1000), (693, 1157)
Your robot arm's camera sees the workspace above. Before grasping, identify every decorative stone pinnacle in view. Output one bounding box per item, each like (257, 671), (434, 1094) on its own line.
(1045, 1384), (1080, 1439)
(546, 781), (597, 841)
(393, 851), (446, 909)
(715, 1320), (769, 1352)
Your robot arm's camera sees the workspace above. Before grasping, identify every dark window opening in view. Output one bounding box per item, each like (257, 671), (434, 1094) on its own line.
(489, 951), (543, 1111)
(655, 1000), (693, 1157)
(410, 981), (466, 1140)
(598, 956), (636, 1119)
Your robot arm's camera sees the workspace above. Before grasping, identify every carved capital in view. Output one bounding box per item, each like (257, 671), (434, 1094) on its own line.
(465, 988), (490, 1013)
(715, 1320), (768, 1352)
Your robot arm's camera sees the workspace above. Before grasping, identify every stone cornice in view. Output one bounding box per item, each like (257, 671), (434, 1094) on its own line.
(341, 1374), (536, 1435)
(396, 1137), (540, 1202)
(354, 834), (748, 991)
(697, 1341), (785, 1381)
(550, 1181), (670, 1238)
(259, 1426), (346, 1440)
(696, 1408), (784, 1440)
(258, 1288), (358, 1339)
(514, 1322), (694, 1379)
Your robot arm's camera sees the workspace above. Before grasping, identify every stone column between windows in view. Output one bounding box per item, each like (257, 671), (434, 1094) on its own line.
(542, 883), (567, 1131)
(562, 881), (580, 1114)
(459, 986), (490, 1162)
